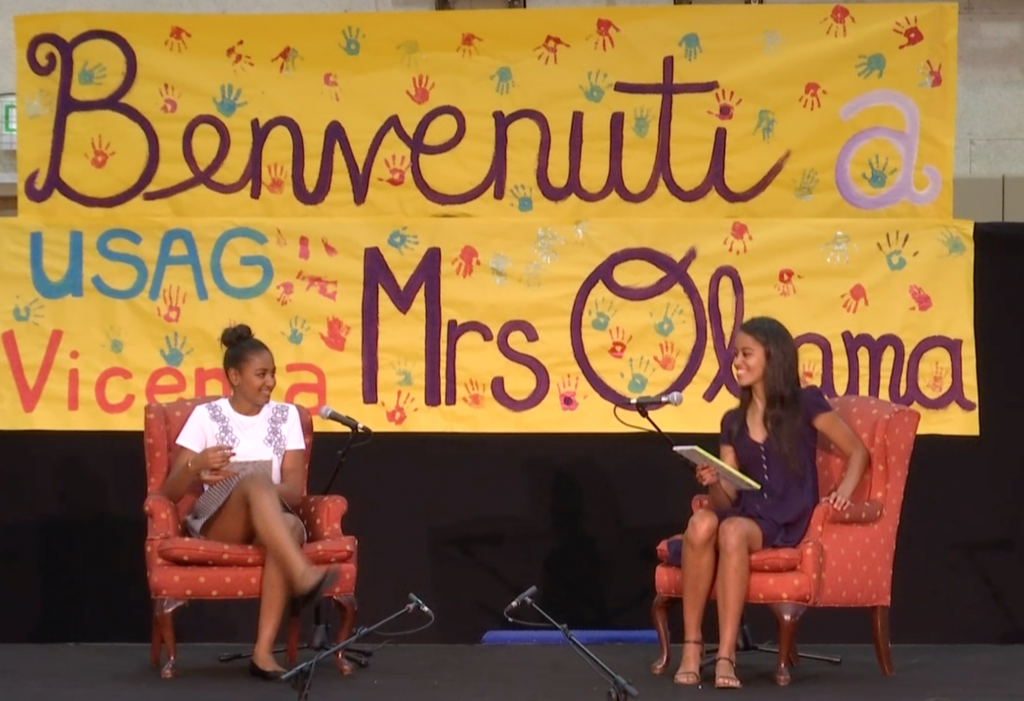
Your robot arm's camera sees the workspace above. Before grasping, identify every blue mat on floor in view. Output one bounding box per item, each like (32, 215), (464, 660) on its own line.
(481, 629), (659, 645)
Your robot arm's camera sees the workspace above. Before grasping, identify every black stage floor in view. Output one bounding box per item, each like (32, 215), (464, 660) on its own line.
(0, 643), (1017, 700)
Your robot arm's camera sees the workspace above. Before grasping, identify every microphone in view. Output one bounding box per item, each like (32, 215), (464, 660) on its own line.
(318, 405), (372, 433)
(407, 593), (432, 615)
(504, 585), (538, 614)
(629, 391), (683, 407)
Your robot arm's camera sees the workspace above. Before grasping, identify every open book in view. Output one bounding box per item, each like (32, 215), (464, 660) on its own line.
(672, 445), (761, 491)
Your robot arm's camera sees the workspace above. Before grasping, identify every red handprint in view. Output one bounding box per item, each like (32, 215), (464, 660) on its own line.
(723, 221), (751, 254)
(535, 35), (570, 65)
(159, 84), (179, 113)
(271, 46), (302, 73)
(556, 375), (588, 412)
(922, 60), (942, 88)
(461, 380), (486, 408)
(801, 362), (818, 388)
(156, 285), (186, 323)
(908, 284), (933, 312)
(322, 72), (341, 101)
(276, 281), (294, 306)
(821, 5), (855, 38)
(799, 82), (827, 111)
(406, 75), (434, 105)
(775, 268), (802, 297)
(592, 19), (620, 51)
(382, 390), (418, 426)
(841, 283), (868, 314)
(608, 326), (632, 359)
(296, 271), (338, 301)
(452, 245), (480, 278)
(708, 89), (742, 121)
(894, 16), (924, 49)
(654, 341), (679, 371)
(85, 135), (115, 169)
(165, 25), (192, 52)
(263, 163), (287, 194)
(319, 316), (351, 352)
(226, 40), (254, 70)
(322, 238), (338, 257)
(926, 363), (948, 394)
(378, 154), (410, 186)
(457, 33), (482, 58)
(298, 236), (310, 261)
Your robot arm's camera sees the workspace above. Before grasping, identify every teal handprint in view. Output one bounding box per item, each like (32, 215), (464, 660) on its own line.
(160, 333), (193, 368)
(491, 67), (514, 95)
(650, 303), (683, 338)
(938, 228), (966, 257)
(105, 327), (124, 354)
(678, 33), (702, 62)
(876, 231), (918, 272)
(12, 297), (44, 325)
(509, 184), (533, 212)
(283, 316), (311, 345)
(632, 107), (652, 138)
(855, 53), (886, 79)
(587, 298), (617, 331)
(387, 226), (419, 254)
(754, 109), (776, 142)
(212, 84), (247, 118)
(77, 61), (106, 86)
(579, 69), (611, 104)
(340, 26), (364, 56)
(862, 155), (897, 189)
(392, 361), (414, 387)
(622, 356), (653, 395)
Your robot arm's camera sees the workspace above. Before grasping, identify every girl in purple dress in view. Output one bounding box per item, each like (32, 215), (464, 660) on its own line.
(667, 317), (868, 689)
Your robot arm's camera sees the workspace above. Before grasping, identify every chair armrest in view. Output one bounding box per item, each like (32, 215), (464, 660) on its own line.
(296, 495), (350, 541)
(827, 499), (883, 525)
(143, 494), (182, 539)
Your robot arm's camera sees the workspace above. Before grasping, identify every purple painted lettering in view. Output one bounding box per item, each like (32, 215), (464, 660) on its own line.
(444, 320), (494, 405)
(702, 265), (744, 401)
(492, 321), (549, 411)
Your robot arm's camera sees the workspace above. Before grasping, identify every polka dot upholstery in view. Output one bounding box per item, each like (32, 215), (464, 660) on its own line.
(143, 397), (360, 679)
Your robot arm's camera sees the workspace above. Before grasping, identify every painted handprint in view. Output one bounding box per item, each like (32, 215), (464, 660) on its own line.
(452, 245), (481, 278)
(521, 262), (544, 289)
(623, 356), (654, 395)
(12, 297), (44, 325)
(490, 254), (511, 285)
(491, 67), (514, 95)
(271, 46), (302, 74)
(708, 89), (742, 121)
(382, 390), (418, 426)
(461, 380), (487, 408)
(908, 285), (933, 312)
(591, 19), (620, 51)
(678, 33), (702, 62)
(77, 61), (106, 86)
(763, 30), (782, 54)
(378, 154), (410, 186)
(322, 72), (341, 102)
(510, 185), (533, 213)
(457, 33), (483, 58)
(856, 53), (886, 79)
(632, 107), (652, 138)
(105, 327), (124, 354)
(894, 16), (924, 49)
(387, 226), (419, 255)
(653, 341), (679, 372)
(393, 361), (414, 387)
(877, 230), (919, 271)
(263, 164), (287, 195)
(799, 82), (826, 111)
(938, 228), (966, 257)
(298, 235), (310, 260)
(396, 39), (422, 66)
(212, 84), (247, 118)
(794, 169), (818, 200)
(754, 109), (775, 142)
(165, 25), (192, 52)
(322, 238), (338, 257)
(841, 283), (869, 314)
(276, 281), (294, 306)
(801, 362), (818, 388)
(650, 303), (682, 337)
(823, 231), (858, 264)
(608, 326), (632, 359)
(926, 363), (948, 394)
(24, 90), (54, 119)
(775, 268), (802, 297)
(225, 40), (254, 71)
(320, 316), (351, 352)
(339, 27), (364, 56)
(579, 69), (611, 104)
(296, 271), (338, 301)
(160, 332), (193, 368)
(556, 375), (587, 412)
(862, 155), (897, 190)
(159, 84), (179, 113)
(919, 60), (943, 88)
(723, 221), (751, 255)
(535, 35), (570, 65)
(406, 74), (435, 104)
(156, 285), (186, 323)
(85, 135), (115, 169)
(281, 317), (310, 345)
(587, 298), (616, 331)
(822, 5), (855, 38)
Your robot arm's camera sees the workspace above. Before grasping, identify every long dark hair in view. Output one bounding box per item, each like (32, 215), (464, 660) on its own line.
(730, 317), (803, 475)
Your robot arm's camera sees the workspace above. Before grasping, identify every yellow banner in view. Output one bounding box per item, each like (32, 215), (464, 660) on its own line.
(0, 217), (978, 434)
(15, 4), (957, 220)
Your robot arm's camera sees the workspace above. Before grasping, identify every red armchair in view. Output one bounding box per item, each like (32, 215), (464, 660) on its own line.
(143, 397), (359, 678)
(651, 395), (920, 685)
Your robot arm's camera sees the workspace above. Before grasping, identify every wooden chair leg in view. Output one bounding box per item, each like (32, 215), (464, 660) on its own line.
(153, 599), (178, 679)
(333, 594), (358, 676)
(872, 605), (895, 676)
(285, 614), (301, 665)
(650, 594), (673, 675)
(768, 603), (806, 687)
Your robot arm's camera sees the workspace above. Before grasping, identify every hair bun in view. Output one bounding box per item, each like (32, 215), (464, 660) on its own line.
(221, 324), (255, 349)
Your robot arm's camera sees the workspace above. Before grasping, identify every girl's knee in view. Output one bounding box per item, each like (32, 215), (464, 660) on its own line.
(684, 510), (719, 547)
(717, 518), (751, 552)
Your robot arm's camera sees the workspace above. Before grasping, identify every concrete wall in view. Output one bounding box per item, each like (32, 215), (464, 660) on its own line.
(1, 0), (1021, 218)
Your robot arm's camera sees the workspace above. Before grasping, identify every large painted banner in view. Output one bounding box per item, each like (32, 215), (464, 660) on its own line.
(0, 217), (977, 433)
(4, 5), (977, 434)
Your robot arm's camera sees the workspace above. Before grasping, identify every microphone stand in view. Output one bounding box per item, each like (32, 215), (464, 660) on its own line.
(219, 426), (372, 669)
(509, 588), (639, 701)
(281, 594), (431, 701)
(634, 404), (677, 449)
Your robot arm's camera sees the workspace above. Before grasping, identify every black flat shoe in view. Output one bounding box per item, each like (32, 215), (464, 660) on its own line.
(249, 660), (285, 681)
(293, 568), (340, 613)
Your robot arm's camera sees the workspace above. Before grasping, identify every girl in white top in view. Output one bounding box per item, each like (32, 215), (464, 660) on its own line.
(160, 324), (338, 679)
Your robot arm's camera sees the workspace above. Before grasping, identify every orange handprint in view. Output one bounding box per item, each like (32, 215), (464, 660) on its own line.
(452, 245), (480, 278)
(821, 5), (855, 38)
(406, 74), (434, 105)
(535, 35), (570, 65)
(156, 285), (186, 323)
(85, 135), (115, 169)
(608, 326), (632, 359)
(926, 363), (948, 394)
(723, 221), (751, 254)
(799, 82), (827, 111)
(457, 33), (483, 58)
(653, 341), (679, 371)
(226, 40), (254, 71)
(382, 390), (418, 426)
(801, 361), (818, 387)
(165, 25), (192, 53)
(461, 379), (486, 408)
(775, 268), (802, 297)
(378, 154), (410, 186)
(319, 316), (351, 352)
(263, 163), (287, 194)
(592, 19), (620, 51)
(158, 84), (179, 113)
(841, 283), (868, 313)
(708, 89), (742, 121)
(556, 374), (588, 411)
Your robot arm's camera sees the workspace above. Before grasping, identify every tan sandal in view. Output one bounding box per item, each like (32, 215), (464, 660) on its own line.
(672, 640), (704, 686)
(714, 657), (742, 689)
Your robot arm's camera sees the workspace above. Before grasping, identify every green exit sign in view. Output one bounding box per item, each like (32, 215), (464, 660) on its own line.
(2, 104), (15, 134)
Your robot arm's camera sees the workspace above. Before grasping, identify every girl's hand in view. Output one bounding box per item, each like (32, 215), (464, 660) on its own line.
(194, 446), (235, 485)
(822, 487), (853, 511)
(695, 464), (719, 487)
